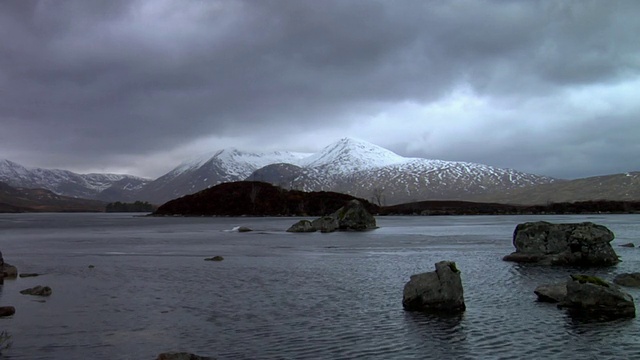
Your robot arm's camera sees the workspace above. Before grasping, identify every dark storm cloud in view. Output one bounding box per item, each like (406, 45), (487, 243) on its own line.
(0, 0), (639, 177)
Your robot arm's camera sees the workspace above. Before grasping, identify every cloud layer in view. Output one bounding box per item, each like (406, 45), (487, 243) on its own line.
(1, 0), (639, 179)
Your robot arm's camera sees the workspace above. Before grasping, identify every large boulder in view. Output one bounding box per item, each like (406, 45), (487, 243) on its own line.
(402, 261), (465, 314)
(559, 275), (635, 319)
(503, 221), (619, 266)
(613, 273), (640, 287)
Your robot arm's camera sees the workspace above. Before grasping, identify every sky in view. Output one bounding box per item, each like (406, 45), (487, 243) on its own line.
(1, 0), (639, 180)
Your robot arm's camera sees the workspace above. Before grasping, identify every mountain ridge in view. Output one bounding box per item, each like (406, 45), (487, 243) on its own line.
(3, 138), (637, 206)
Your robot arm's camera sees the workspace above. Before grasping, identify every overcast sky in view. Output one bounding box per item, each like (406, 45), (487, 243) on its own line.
(1, 0), (639, 180)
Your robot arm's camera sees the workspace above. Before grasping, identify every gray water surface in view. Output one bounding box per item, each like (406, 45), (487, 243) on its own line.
(0, 213), (639, 359)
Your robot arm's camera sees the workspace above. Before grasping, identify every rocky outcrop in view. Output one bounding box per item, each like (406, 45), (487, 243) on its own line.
(613, 273), (640, 287)
(0, 307), (15, 317)
(156, 352), (215, 360)
(619, 242), (635, 248)
(402, 261), (465, 314)
(503, 221), (619, 266)
(286, 220), (316, 233)
(287, 200), (377, 233)
(559, 275), (635, 319)
(534, 283), (567, 303)
(20, 285), (52, 296)
(311, 216), (339, 233)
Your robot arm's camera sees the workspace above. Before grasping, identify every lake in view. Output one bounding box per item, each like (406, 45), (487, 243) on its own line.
(0, 213), (639, 359)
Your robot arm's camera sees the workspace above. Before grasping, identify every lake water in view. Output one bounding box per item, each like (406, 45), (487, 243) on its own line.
(0, 213), (639, 359)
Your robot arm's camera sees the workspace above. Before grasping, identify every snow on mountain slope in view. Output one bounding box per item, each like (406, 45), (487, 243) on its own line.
(168, 148), (312, 180)
(298, 137), (409, 173)
(244, 138), (558, 205)
(0, 159), (150, 199)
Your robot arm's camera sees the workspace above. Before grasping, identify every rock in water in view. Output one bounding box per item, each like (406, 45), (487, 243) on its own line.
(0, 306), (15, 317)
(402, 261), (465, 313)
(286, 220), (316, 233)
(534, 283), (567, 303)
(311, 216), (339, 233)
(559, 274), (635, 319)
(1, 263), (18, 278)
(503, 221), (619, 266)
(204, 256), (224, 262)
(286, 200), (376, 233)
(613, 273), (640, 287)
(156, 352), (215, 360)
(20, 285), (52, 296)
(333, 200), (377, 231)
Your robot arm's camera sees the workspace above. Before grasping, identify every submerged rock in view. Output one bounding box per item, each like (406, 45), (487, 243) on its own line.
(619, 242), (635, 248)
(156, 352), (215, 360)
(20, 285), (52, 296)
(19, 273), (40, 278)
(204, 256), (224, 262)
(402, 261), (465, 314)
(503, 221), (619, 266)
(0, 306), (15, 317)
(613, 273), (640, 287)
(559, 274), (635, 319)
(237, 226), (252, 233)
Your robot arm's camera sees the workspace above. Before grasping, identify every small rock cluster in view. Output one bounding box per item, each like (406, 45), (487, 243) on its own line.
(287, 200), (377, 233)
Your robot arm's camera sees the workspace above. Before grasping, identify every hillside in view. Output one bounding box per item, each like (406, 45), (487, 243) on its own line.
(469, 172), (640, 205)
(0, 182), (106, 212)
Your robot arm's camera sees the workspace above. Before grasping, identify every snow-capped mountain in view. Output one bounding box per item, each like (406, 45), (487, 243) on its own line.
(134, 148), (311, 203)
(2, 138), (561, 205)
(134, 137), (558, 205)
(0, 159), (150, 201)
(246, 138), (558, 205)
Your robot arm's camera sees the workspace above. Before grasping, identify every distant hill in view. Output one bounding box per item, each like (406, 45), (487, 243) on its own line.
(153, 181), (378, 216)
(0, 181), (106, 212)
(469, 172), (640, 205)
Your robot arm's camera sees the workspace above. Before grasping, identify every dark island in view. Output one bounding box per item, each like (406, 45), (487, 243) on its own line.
(152, 181), (640, 217)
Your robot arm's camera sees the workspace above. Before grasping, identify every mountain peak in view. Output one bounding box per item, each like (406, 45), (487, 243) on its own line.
(299, 137), (408, 172)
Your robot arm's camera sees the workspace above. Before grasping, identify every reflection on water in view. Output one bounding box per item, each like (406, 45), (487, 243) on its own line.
(0, 213), (638, 359)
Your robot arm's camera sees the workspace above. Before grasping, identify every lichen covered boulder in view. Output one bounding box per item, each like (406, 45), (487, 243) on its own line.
(503, 221), (619, 266)
(311, 216), (339, 233)
(559, 274), (635, 319)
(402, 261), (465, 314)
